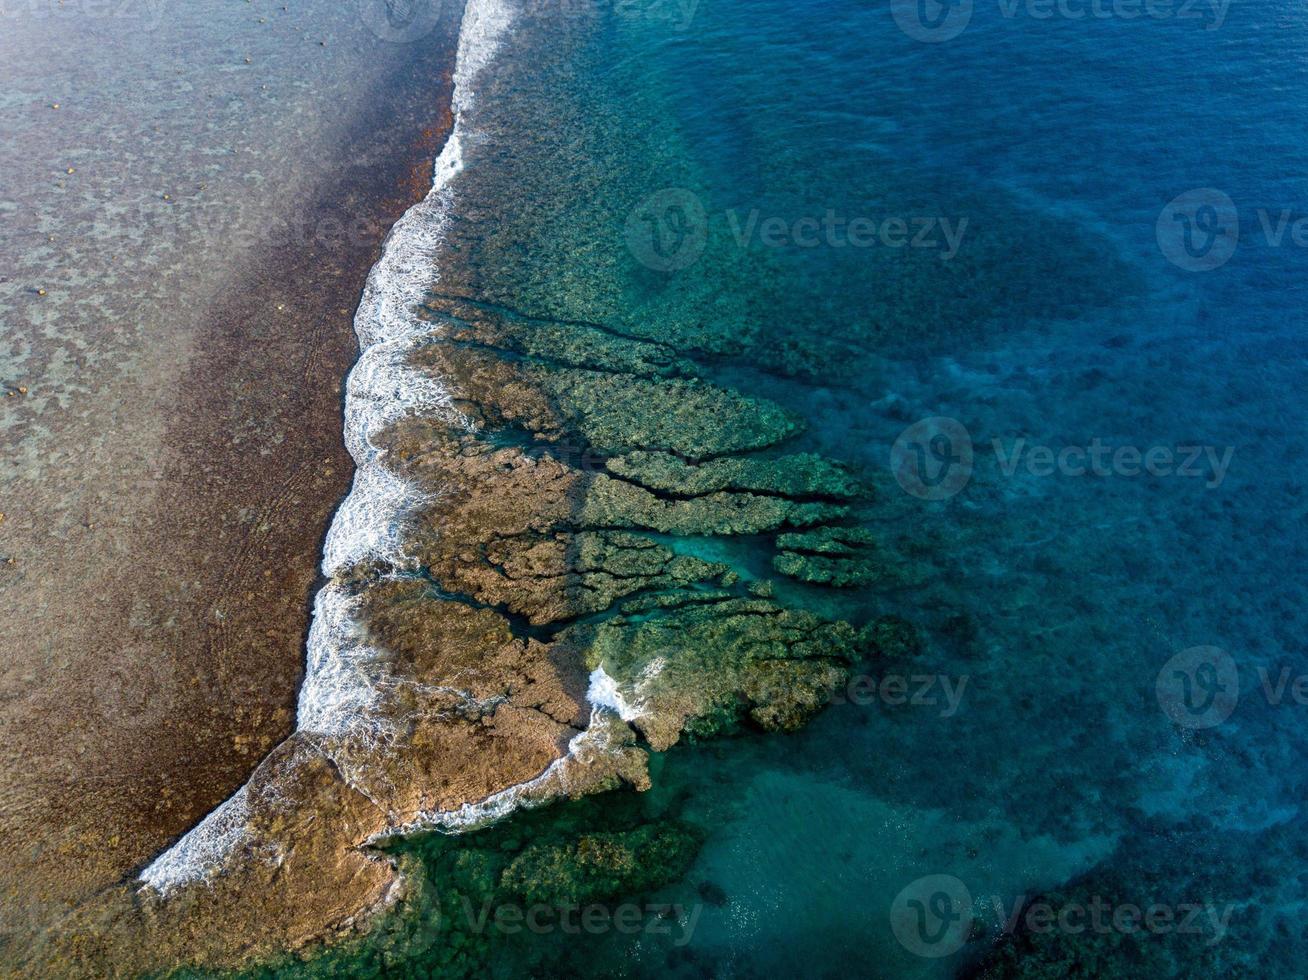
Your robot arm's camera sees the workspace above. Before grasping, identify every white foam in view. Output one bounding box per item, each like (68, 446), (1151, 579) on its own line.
(586, 666), (644, 722)
(296, 583), (392, 740)
(369, 708), (628, 840)
(139, 0), (517, 896)
(586, 656), (670, 723)
(304, 0), (517, 753)
(139, 785), (251, 894)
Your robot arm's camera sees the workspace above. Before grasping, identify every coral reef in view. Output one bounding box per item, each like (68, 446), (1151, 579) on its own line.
(74, 277), (902, 979)
(359, 293), (874, 762)
(500, 823), (702, 906)
(772, 525), (882, 587)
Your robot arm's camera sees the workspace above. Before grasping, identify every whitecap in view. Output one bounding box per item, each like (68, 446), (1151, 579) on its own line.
(139, 0), (519, 896)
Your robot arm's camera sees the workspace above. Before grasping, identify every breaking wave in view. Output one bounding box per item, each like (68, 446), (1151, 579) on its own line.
(140, 0), (528, 895)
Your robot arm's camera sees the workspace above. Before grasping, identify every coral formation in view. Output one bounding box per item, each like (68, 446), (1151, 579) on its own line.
(68, 255), (908, 980)
(772, 525), (882, 587)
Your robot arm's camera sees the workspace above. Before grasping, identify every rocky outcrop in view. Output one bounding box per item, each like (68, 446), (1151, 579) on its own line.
(772, 525), (882, 587)
(51, 296), (893, 979)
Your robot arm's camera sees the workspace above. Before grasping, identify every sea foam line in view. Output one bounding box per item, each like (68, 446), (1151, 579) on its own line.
(139, 0), (516, 895)
(587, 664), (656, 723)
(136, 785), (252, 896)
(367, 707), (630, 842)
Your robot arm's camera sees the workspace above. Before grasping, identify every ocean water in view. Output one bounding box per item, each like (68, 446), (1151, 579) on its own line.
(251, 0), (1307, 975)
(0, 0), (470, 956)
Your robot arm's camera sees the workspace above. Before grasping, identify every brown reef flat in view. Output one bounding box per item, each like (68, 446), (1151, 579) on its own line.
(0, 7), (464, 975)
(25, 290), (905, 976)
(6, 4), (908, 971)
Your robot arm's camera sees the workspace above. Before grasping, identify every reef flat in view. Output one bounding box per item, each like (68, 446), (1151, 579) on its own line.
(143, 275), (917, 978)
(25, 197), (913, 980)
(0, 2), (467, 974)
(127, 290), (890, 974)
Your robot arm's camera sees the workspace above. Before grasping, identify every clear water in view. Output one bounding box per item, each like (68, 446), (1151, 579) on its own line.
(261, 0), (1308, 974)
(0, 0), (463, 933)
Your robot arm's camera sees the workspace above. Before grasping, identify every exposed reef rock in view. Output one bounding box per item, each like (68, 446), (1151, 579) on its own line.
(366, 296), (870, 755)
(560, 594), (863, 750)
(404, 339), (804, 459)
(605, 449), (866, 499)
(772, 525), (881, 587)
(92, 294), (893, 978)
(776, 525), (879, 556)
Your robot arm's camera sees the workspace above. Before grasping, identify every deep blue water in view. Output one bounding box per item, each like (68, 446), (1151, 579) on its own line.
(656, 1), (1308, 973)
(312, 0), (1308, 974)
(627, 0), (1303, 971)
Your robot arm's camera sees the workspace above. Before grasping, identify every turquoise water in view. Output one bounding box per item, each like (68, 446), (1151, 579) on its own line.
(272, 0), (1308, 975)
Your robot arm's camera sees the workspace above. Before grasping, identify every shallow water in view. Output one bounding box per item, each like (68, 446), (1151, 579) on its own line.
(0, 0), (464, 958)
(232, 0), (1306, 974)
